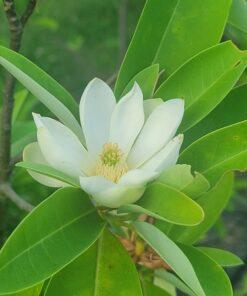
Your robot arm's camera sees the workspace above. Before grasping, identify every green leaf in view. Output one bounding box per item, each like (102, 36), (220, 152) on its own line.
(12, 89), (29, 124)
(45, 229), (143, 296)
(119, 182), (204, 226)
(11, 121), (36, 157)
(183, 83), (247, 149)
(142, 281), (172, 296)
(115, 0), (232, 96)
(158, 164), (210, 199)
(179, 121), (247, 185)
(121, 64), (159, 100)
(133, 222), (205, 296)
(197, 247), (244, 267)
(153, 277), (176, 296)
(155, 41), (247, 132)
(0, 46), (84, 143)
(225, 0), (247, 49)
(11, 132), (36, 158)
(179, 245), (233, 296)
(0, 187), (105, 294)
(155, 269), (195, 296)
(169, 172), (234, 243)
(9, 284), (43, 296)
(16, 161), (79, 187)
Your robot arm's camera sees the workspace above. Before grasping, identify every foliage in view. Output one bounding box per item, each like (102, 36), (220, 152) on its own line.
(0, 0), (246, 295)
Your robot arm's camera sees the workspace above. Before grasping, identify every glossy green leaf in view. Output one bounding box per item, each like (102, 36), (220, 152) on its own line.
(158, 164), (210, 199)
(198, 247), (244, 267)
(133, 222), (205, 296)
(115, 0), (231, 96)
(119, 182), (204, 226)
(179, 121), (247, 185)
(225, 0), (247, 49)
(169, 172), (234, 243)
(121, 64), (159, 100)
(179, 245), (233, 296)
(155, 269), (195, 296)
(0, 46), (84, 143)
(156, 41), (247, 132)
(16, 161), (79, 187)
(183, 83), (247, 148)
(0, 187), (105, 294)
(9, 284), (43, 296)
(45, 229), (142, 296)
(142, 281), (172, 296)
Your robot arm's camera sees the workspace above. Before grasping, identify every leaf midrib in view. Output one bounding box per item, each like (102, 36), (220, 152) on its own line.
(152, 0), (180, 64)
(182, 57), (245, 117)
(93, 234), (103, 296)
(0, 208), (96, 274)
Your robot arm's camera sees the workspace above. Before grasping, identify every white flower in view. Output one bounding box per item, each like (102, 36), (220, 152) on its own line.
(24, 78), (184, 208)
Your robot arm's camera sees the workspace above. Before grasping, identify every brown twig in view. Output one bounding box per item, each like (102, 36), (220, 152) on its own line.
(0, 0), (37, 209)
(20, 0), (37, 26)
(0, 183), (34, 212)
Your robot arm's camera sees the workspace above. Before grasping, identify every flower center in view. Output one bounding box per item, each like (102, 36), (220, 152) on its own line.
(95, 143), (128, 183)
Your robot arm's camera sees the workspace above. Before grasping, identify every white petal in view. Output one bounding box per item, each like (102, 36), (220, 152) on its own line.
(33, 113), (93, 178)
(143, 98), (163, 119)
(128, 99), (184, 168)
(109, 83), (144, 155)
(141, 135), (184, 173)
(80, 176), (145, 208)
(80, 78), (116, 155)
(23, 142), (67, 187)
(119, 169), (158, 186)
(79, 176), (115, 195)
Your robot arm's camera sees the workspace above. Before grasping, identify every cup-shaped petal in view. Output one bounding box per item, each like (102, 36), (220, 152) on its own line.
(109, 83), (144, 155)
(80, 175), (146, 208)
(23, 142), (67, 187)
(33, 113), (93, 178)
(128, 99), (184, 169)
(141, 134), (184, 173)
(80, 78), (116, 156)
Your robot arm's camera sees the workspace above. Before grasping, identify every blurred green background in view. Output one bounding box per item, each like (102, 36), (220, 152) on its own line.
(0, 0), (246, 295)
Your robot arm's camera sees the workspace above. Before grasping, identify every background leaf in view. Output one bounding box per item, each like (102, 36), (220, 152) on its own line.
(142, 280), (172, 296)
(45, 229), (143, 296)
(158, 164), (210, 199)
(12, 89), (29, 124)
(155, 269), (195, 296)
(121, 64), (159, 100)
(197, 247), (244, 267)
(155, 41), (247, 132)
(8, 284), (43, 296)
(133, 221), (205, 296)
(169, 172), (234, 243)
(183, 83), (247, 149)
(179, 244), (233, 296)
(11, 122), (36, 157)
(179, 121), (247, 185)
(225, 0), (247, 49)
(0, 188), (105, 294)
(0, 46), (84, 143)
(115, 0), (231, 96)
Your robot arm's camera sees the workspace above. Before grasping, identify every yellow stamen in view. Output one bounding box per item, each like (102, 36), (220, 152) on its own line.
(95, 143), (128, 182)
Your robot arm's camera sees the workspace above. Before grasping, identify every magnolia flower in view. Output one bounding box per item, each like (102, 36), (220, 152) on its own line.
(24, 78), (184, 208)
